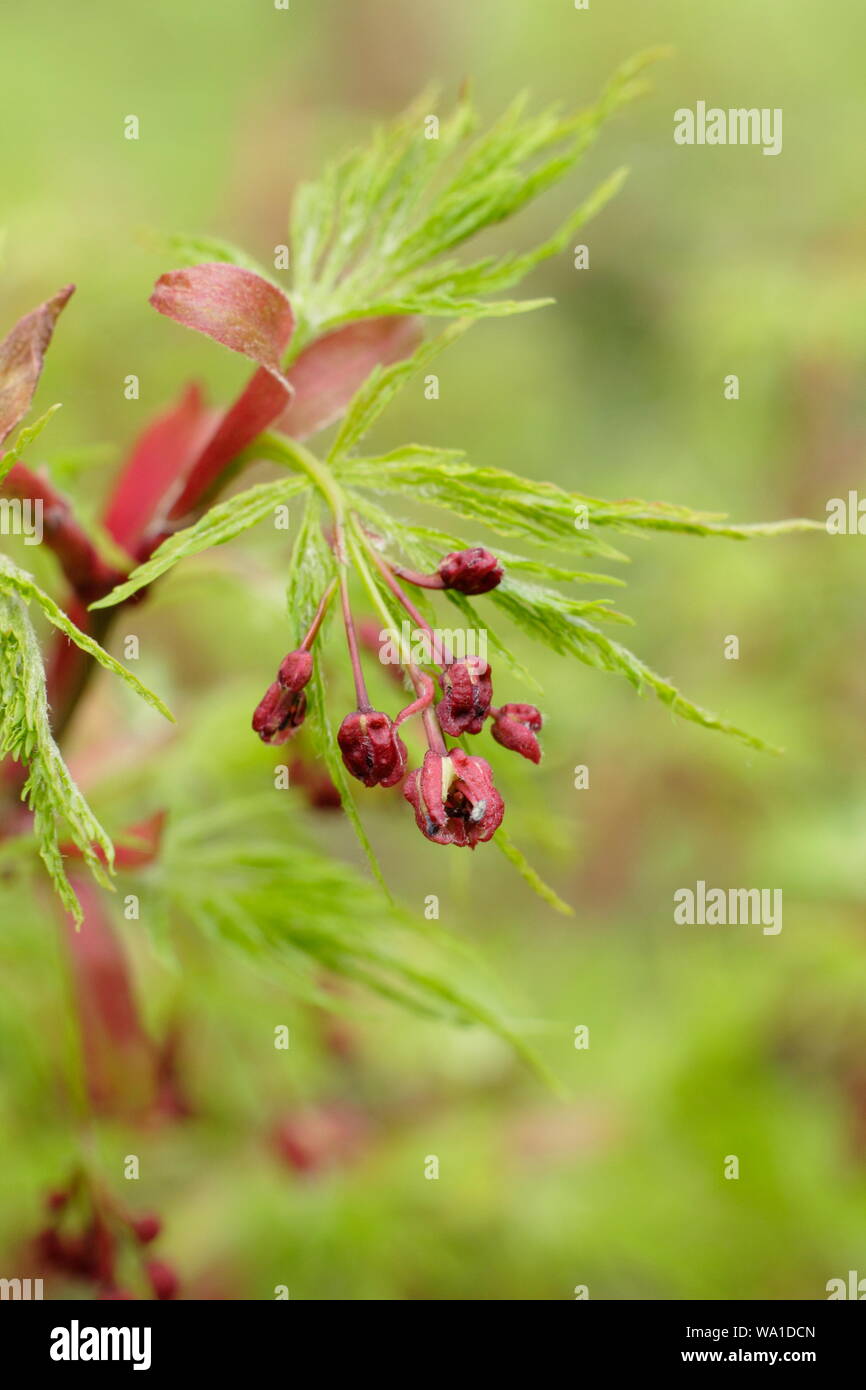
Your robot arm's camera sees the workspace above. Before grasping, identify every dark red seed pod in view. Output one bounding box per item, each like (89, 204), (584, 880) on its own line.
(145, 1259), (179, 1300)
(403, 749), (504, 847)
(131, 1214), (162, 1245)
(490, 703), (543, 763)
(337, 710), (407, 788)
(438, 548), (503, 595)
(436, 657), (493, 736)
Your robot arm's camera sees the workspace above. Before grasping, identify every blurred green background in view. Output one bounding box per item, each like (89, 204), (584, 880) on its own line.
(2, 0), (866, 1300)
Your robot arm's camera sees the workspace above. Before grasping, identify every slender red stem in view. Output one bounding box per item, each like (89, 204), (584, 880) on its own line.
(301, 578), (337, 651)
(2, 464), (126, 602)
(361, 534), (453, 666)
(391, 564), (445, 590)
(394, 665), (434, 727)
(335, 522), (370, 711)
(422, 706), (447, 756)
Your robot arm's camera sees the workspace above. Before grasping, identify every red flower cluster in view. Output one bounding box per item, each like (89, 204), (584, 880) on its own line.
(30, 1170), (177, 1300)
(250, 542), (543, 848)
(0, 273), (542, 868)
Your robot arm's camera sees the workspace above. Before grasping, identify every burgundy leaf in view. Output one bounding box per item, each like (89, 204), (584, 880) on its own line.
(103, 384), (214, 550)
(150, 263), (295, 380)
(277, 315), (423, 440)
(160, 366), (289, 527)
(63, 878), (158, 1118)
(0, 285), (74, 445)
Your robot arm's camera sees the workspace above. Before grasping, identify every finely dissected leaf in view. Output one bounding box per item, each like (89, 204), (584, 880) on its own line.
(489, 579), (776, 750)
(288, 53), (662, 339)
(375, 164), (628, 318)
(289, 86), (475, 340)
(0, 404), (62, 484)
(339, 449), (629, 558)
(154, 795), (545, 1071)
(0, 588), (112, 923)
(284, 493), (337, 643)
(583, 497), (824, 539)
(91, 475), (309, 608)
(0, 555), (173, 721)
(342, 483), (778, 747)
(339, 450), (820, 550)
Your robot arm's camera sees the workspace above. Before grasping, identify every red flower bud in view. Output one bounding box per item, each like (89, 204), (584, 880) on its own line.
(252, 681), (307, 744)
(252, 648), (314, 743)
(131, 1214), (162, 1245)
(436, 657), (493, 735)
(277, 648), (313, 692)
(403, 749), (504, 847)
(438, 548), (503, 595)
(337, 710), (407, 787)
(490, 703), (543, 763)
(145, 1258), (179, 1300)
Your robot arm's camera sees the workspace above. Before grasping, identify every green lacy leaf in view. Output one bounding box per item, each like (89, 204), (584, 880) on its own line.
(0, 556), (172, 721)
(288, 51), (664, 343)
(152, 795), (548, 1075)
(0, 587), (112, 923)
(91, 476), (309, 609)
(0, 404), (62, 484)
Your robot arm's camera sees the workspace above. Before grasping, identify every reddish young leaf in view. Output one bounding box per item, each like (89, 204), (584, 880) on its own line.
(143, 264), (300, 532)
(0, 285), (74, 444)
(62, 878), (158, 1118)
(277, 315), (423, 440)
(149, 263), (295, 380)
(103, 384), (214, 551)
(161, 366), (289, 527)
